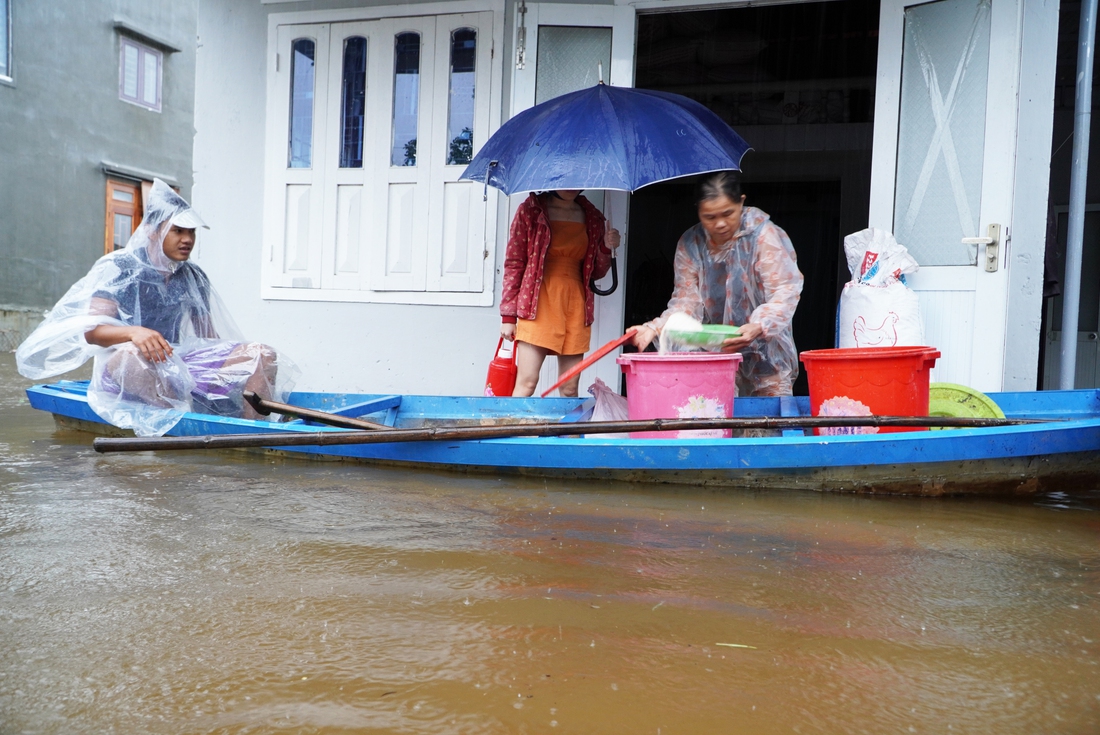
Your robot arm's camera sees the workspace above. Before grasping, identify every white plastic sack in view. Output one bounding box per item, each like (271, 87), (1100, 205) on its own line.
(837, 227), (924, 348)
(837, 281), (925, 348)
(586, 377), (629, 438)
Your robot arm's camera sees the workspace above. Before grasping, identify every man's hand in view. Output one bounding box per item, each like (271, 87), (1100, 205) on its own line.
(720, 323), (763, 353)
(128, 326), (173, 363)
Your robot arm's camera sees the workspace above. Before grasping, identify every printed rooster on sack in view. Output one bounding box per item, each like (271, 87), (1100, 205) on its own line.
(852, 313), (899, 347)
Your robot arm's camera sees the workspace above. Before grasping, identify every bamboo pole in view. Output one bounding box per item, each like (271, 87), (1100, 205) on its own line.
(92, 414), (1043, 454)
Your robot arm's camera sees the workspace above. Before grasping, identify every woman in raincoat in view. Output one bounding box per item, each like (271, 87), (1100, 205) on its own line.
(16, 179), (298, 435)
(628, 171), (804, 396)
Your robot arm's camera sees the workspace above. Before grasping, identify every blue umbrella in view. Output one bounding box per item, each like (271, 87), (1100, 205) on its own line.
(460, 83), (751, 195)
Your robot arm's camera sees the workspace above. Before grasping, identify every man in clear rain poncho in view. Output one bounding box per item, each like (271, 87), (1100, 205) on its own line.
(16, 179), (299, 436)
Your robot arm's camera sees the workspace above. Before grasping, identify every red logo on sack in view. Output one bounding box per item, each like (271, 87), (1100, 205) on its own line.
(860, 251), (878, 277)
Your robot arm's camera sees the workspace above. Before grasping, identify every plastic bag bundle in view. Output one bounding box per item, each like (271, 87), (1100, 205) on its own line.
(16, 179), (299, 435)
(843, 227), (919, 287)
(586, 377), (629, 438)
(837, 228), (924, 349)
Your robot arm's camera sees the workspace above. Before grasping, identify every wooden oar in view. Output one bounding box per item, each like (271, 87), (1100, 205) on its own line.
(540, 329), (638, 398)
(92, 414), (1044, 453)
(243, 391), (391, 431)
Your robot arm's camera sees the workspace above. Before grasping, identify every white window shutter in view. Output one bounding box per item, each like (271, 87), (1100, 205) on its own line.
(425, 12), (493, 293)
(264, 24), (330, 291)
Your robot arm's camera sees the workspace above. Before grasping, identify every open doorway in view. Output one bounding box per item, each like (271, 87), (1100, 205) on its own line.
(625, 0), (880, 395)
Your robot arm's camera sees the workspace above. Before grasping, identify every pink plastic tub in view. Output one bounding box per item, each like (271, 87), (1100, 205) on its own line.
(616, 353), (743, 439)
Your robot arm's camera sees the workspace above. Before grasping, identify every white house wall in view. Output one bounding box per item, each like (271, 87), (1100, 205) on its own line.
(193, 0), (534, 395)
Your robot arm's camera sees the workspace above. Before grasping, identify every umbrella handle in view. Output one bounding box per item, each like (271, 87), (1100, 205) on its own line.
(590, 257), (618, 296)
(482, 160), (499, 202)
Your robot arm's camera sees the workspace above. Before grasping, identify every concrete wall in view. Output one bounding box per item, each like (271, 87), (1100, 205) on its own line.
(0, 304), (45, 352)
(0, 1), (198, 327)
(192, 0), (524, 395)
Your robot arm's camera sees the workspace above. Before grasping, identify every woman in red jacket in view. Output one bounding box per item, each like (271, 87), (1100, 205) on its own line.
(500, 190), (620, 397)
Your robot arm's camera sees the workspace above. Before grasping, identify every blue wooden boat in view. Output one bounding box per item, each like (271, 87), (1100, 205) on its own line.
(25, 380), (1100, 496)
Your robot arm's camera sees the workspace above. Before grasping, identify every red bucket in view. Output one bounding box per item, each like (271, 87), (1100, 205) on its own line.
(799, 346), (940, 434)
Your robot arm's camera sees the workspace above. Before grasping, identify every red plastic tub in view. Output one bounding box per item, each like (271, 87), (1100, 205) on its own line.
(799, 346), (940, 434)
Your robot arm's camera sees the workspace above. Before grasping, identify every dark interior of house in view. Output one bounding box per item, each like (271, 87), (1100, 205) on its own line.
(625, 0), (880, 395)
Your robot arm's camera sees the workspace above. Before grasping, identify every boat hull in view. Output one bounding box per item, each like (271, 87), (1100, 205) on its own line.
(30, 382), (1100, 496)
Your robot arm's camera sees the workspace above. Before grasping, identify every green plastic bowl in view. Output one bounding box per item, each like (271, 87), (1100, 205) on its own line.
(663, 324), (741, 348)
(928, 382), (1004, 430)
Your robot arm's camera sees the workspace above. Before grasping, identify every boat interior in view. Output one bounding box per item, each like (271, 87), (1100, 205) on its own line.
(28, 380), (1100, 436)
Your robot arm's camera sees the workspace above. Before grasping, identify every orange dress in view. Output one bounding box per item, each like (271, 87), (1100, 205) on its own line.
(516, 220), (590, 355)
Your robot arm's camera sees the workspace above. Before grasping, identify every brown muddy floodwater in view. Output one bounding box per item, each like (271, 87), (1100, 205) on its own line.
(1, 353), (1098, 734)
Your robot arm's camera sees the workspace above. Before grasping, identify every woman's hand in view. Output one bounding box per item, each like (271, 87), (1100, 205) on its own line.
(720, 323), (763, 353)
(501, 322), (517, 342)
(628, 325), (657, 351)
(129, 326), (174, 363)
(606, 221), (621, 252)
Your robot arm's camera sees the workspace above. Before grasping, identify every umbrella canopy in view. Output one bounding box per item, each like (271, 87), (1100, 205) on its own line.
(460, 83), (751, 195)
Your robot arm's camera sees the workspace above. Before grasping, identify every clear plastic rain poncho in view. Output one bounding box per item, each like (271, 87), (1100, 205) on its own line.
(16, 179), (299, 436)
(647, 206), (803, 397)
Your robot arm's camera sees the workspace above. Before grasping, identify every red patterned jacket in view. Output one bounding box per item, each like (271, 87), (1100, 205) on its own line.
(500, 193), (612, 325)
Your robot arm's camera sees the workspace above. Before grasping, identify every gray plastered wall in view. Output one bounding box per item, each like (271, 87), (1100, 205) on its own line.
(0, 0), (198, 342)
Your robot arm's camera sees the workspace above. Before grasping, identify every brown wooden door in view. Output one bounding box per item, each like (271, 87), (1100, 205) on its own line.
(104, 179), (142, 254)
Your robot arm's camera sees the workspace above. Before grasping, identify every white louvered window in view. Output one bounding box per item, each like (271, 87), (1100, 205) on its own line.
(262, 12), (497, 305)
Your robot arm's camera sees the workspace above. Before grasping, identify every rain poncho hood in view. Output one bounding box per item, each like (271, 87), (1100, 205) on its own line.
(16, 179), (298, 435)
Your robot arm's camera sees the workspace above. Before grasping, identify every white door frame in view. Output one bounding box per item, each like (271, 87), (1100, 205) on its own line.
(509, 2), (636, 395)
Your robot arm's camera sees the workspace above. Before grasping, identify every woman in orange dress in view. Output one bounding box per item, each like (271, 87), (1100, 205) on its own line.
(500, 190), (620, 397)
